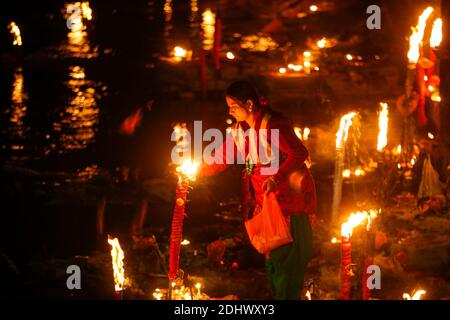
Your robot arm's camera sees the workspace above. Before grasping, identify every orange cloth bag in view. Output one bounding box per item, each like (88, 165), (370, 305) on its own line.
(244, 193), (293, 255)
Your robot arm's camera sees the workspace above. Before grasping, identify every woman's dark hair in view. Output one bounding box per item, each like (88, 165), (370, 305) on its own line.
(226, 80), (263, 110)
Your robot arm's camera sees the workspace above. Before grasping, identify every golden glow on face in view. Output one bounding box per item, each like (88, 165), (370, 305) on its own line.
(226, 96), (249, 122)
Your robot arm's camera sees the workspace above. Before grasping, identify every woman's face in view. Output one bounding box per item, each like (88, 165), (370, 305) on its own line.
(226, 96), (250, 122)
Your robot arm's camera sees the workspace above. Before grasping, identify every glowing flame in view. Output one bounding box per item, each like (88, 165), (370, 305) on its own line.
(342, 169), (351, 178)
(309, 5), (318, 12)
(81, 2), (93, 20)
(377, 102), (389, 151)
(346, 54), (353, 61)
(8, 22), (22, 46)
(303, 127), (311, 140)
(303, 51), (312, 58)
(303, 61), (311, 68)
(174, 46), (187, 58)
(201, 8), (216, 50)
(397, 144), (402, 154)
(305, 290), (312, 300)
(430, 18), (442, 48)
(341, 210), (378, 238)
(226, 52), (235, 60)
(403, 290), (426, 300)
(107, 236), (126, 292)
(176, 160), (200, 181)
(279, 67), (287, 74)
(336, 112), (357, 149)
(354, 168), (365, 177)
(153, 288), (164, 300)
(408, 7), (434, 64)
(181, 239), (190, 245)
(317, 38), (327, 48)
(428, 132), (434, 140)
(331, 237), (338, 244)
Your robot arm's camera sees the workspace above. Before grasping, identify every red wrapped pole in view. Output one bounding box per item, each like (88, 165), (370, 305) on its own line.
(361, 257), (374, 300)
(417, 61), (428, 128)
(213, 12), (222, 71)
(339, 236), (352, 300)
(168, 181), (188, 280)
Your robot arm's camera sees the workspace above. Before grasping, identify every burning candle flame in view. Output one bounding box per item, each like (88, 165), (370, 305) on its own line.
(403, 290), (426, 300)
(341, 210), (378, 238)
(377, 102), (389, 151)
(305, 290), (312, 300)
(81, 2), (93, 20)
(317, 38), (327, 48)
(336, 112), (357, 149)
(176, 160), (200, 181)
(107, 236), (126, 292)
(407, 7), (434, 64)
(430, 18), (442, 48)
(8, 22), (22, 46)
(226, 52), (235, 60)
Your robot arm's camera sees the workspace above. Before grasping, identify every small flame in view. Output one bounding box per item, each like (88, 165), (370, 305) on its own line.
(176, 160), (200, 181)
(354, 168), (365, 177)
(81, 2), (93, 20)
(305, 290), (312, 300)
(226, 52), (235, 60)
(331, 237), (338, 244)
(341, 210), (378, 238)
(346, 54), (353, 61)
(408, 7), (434, 64)
(303, 51), (312, 58)
(403, 290), (426, 300)
(279, 67), (287, 74)
(309, 5), (318, 12)
(377, 102), (389, 151)
(303, 61), (311, 68)
(107, 236), (126, 292)
(336, 112), (357, 149)
(174, 46), (187, 58)
(428, 132), (434, 140)
(397, 144), (402, 154)
(181, 239), (190, 245)
(317, 38), (327, 48)
(8, 22), (22, 46)
(342, 169), (351, 178)
(303, 127), (311, 140)
(430, 18), (442, 48)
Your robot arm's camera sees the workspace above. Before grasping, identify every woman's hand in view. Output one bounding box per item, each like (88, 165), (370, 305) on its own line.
(262, 177), (276, 196)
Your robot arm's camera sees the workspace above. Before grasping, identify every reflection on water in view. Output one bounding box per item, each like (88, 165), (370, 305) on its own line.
(189, 0), (200, 39)
(240, 34), (278, 52)
(2, 67), (30, 162)
(201, 8), (215, 50)
(62, 2), (98, 58)
(163, 0), (174, 51)
(52, 66), (100, 153)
